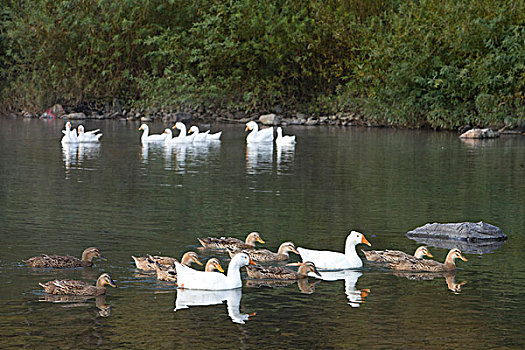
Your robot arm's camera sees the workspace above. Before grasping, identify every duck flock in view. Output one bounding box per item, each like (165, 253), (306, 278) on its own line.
(47, 120), (469, 320)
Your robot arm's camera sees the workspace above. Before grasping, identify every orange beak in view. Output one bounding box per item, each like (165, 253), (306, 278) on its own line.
(245, 125), (250, 131)
(172, 125), (177, 129)
(195, 259), (203, 266)
(216, 263), (225, 273)
(361, 236), (371, 247)
(257, 237), (265, 244)
(249, 258), (257, 265)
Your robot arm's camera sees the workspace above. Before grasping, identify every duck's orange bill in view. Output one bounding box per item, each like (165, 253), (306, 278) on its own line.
(216, 264), (225, 273)
(245, 125), (250, 131)
(195, 259), (204, 266)
(249, 258), (257, 265)
(172, 125), (177, 129)
(362, 236), (372, 246)
(258, 238), (266, 244)
(460, 255), (468, 262)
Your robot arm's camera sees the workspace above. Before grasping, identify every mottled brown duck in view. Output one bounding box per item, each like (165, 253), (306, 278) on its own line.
(155, 257), (224, 282)
(132, 251), (201, 271)
(228, 242), (299, 262)
(24, 247), (105, 268)
(39, 273), (116, 296)
(389, 248), (468, 272)
(246, 261), (321, 280)
(197, 232), (265, 250)
(362, 246), (433, 264)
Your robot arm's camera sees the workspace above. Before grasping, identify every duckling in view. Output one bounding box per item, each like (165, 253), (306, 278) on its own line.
(228, 241), (299, 262)
(246, 261), (321, 280)
(362, 246), (433, 264)
(39, 273), (116, 296)
(197, 232), (265, 250)
(389, 248), (468, 272)
(24, 247), (105, 268)
(132, 251), (200, 271)
(155, 257), (223, 282)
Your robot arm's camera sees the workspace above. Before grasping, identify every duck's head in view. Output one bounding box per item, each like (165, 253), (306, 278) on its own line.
(181, 251), (203, 266)
(414, 246), (433, 259)
(246, 232), (265, 245)
(65, 121), (72, 130)
(232, 252), (256, 267)
(347, 231), (371, 247)
(173, 122), (186, 130)
(278, 242), (300, 255)
(188, 126), (198, 134)
(205, 258), (224, 273)
(78, 125), (85, 133)
(82, 247), (105, 262)
(138, 124), (147, 131)
(447, 248), (468, 263)
(245, 121), (257, 131)
(97, 273), (117, 288)
(163, 128), (172, 136)
(298, 261), (322, 278)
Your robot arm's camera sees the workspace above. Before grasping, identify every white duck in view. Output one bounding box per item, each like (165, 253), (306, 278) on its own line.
(77, 125), (102, 143)
(168, 122), (195, 144)
(61, 121), (79, 144)
(297, 231), (372, 270)
(275, 127), (296, 145)
(138, 124), (167, 143)
(188, 126), (210, 142)
(175, 252), (255, 290)
(245, 121), (274, 143)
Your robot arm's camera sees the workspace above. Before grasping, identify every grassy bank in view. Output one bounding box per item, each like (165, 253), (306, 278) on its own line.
(1, 0), (524, 129)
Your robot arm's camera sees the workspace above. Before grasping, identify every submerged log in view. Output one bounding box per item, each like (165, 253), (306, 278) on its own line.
(406, 221), (507, 254)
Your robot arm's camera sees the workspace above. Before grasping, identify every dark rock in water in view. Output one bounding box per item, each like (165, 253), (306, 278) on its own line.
(406, 221), (507, 254)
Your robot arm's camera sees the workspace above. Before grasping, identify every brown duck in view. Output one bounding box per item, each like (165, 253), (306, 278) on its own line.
(246, 261), (321, 280)
(132, 251), (200, 271)
(362, 246), (433, 263)
(24, 247), (105, 268)
(228, 242), (300, 262)
(154, 257), (223, 281)
(197, 231), (265, 250)
(39, 273), (117, 296)
(389, 248), (468, 272)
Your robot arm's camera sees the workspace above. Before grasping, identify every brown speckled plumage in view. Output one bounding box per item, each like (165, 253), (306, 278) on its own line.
(362, 246), (433, 264)
(229, 242), (299, 262)
(389, 248), (468, 272)
(24, 247), (104, 268)
(39, 273), (116, 296)
(246, 261), (320, 280)
(198, 232), (265, 250)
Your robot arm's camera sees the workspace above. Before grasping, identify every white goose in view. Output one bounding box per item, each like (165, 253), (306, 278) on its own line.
(61, 121), (79, 144)
(297, 231), (372, 270)
(77, 125), (103, 143)
(175, 252), (255, 290)
(245, 121), (274, 143)
(138, 124), (167, 143)
(168, 122), (195, 144)
(188, 126), (210, 142)
(275, 127), (296, 145)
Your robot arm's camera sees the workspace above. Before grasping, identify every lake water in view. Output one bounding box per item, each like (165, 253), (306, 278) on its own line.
(0, 117), (524, 349)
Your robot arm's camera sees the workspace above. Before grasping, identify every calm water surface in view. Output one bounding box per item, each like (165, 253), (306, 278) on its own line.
(0, 118), (524, 349)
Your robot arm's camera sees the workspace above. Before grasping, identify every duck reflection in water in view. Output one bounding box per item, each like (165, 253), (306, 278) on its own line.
(392, 270), (467, 294)
(316, 270), (370, 308)
(276, 142), (295, 173)
(245, 278), (321, 294)
(246, 143), (273, 175)
(39, 294), (112, 317)
(174, 288), (254, 324)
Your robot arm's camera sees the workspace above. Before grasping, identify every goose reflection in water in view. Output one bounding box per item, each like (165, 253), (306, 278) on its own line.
(140, 142), (165, 164)
(316, 270), (370, 307)
(39, 294), (112, 317)
(62, 143), (100, 175)
(246, 143), (273, 175)
(174, 288), (254, 324)
(276, 143), (295, 173)
(392, 270), (467, 294)
(164, 141), (220, 172)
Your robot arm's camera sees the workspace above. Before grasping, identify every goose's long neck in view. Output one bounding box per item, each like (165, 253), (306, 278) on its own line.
(142, 127), (149, 138)
(226, 261), (243, 286)
(178, 125), (187, 137)
(277, 128), (283, 139)
(344, 240), (360, 263)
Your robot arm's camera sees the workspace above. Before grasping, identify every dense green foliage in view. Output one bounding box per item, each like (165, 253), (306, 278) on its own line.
(1, 0), (524, 128)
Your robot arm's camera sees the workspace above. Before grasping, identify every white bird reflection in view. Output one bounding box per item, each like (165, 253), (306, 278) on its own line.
(276, 143), (295, 173)
(174, 288), (253, 324)
(246, 143), (273, 175)
(62, 143), (100, 178)
(140, 142), (165, 164)
(164, 141), (220, 172)
(315, 270), (370, 308)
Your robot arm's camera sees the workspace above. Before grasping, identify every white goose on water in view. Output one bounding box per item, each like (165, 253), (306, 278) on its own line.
(168, 122), (195, 144)
(188, 126), (210, 142)
(77, 125), (103, 143)
(245, 121), (274, 143)
(297, 231), (372, 270)
(138, 124), (167, 143)
(61, 121), (79, 144)
(275, 127), (296, 145)
(175, 252), (256, 290)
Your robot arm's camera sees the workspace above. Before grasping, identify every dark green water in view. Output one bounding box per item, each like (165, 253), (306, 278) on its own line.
(0, 118), (524, 349)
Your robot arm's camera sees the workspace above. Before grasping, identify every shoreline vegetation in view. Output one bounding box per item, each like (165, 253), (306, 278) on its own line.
(1, 0), (524, 131)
